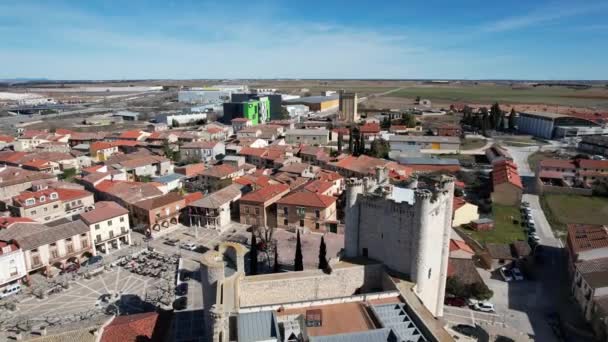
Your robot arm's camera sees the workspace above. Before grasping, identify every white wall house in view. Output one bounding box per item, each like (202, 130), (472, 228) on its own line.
(0, 242), (27, 290)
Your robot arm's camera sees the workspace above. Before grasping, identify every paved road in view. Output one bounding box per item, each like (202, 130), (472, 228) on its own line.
(523, 194), (563, 248)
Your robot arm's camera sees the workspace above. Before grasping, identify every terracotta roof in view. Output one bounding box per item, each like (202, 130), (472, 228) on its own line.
(79, 201), (128, 225)
(360, 122), (380, 134)
(450, 239), (474, 254)
(578, 159), (608, 170)
(231, 118), (250, 123)
(447, 258), (483, 285)
(492, 159), (522, 189)
(303, 180), (334, 194)
(317, 170), (343, 182)
(201, 164), (238, 178)
(0, 220), (90, 250)
(539, 159), (576, 169)
(22, 159), (53, 169)
(0, 135), (15, 143)
(330, 155), (388, 175)
(0, 217), (34, 229)
(175, 163), (206, 177)
(453, 197), (468, 211)
(576, 258), (608, 289)
(119, 130), (144, 140)
(240, 183), (290, 204)
(205, 127), (223, 134)
(277, 191), (336, 208)
(12, 188), (91, 208)
(190, 184), (243, 209)
(485, 243), (516, 260)
(133, 192), (184, 211)
(234, 174), (272, 187)
(95, 180), (163, 204)
(568, 224), (608, 255)
(239, 147), (268, 157)
(111, 140), (140, 147)
(279, 163), (315, 175)
(90, 141), (116, 152)
(0, 166), (56, 189)
(101, 312), (160, 342)
(183, 192), (204, 205)
(0, 151), (28, 164)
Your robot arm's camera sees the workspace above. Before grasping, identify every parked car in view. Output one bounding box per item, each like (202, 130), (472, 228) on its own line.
(521, 201), (530, 208)
(181, 243), (197, 251)
(472, 301), (495, 313)
(0, 284), (21, 298)
(164, 240), (177, 247)
(528, 233), (540, 242)
(499, 267), (513, 282)
(60, 263), (80, 275)
(175, 283), (188, 296)
(180, 270), (191, 282)
(452, 324), (478, 338)
(444, 297), (466, 307)
(173, 296), (187, 311)
(82, 255), (103, 266)
(512, 267), (524, 281)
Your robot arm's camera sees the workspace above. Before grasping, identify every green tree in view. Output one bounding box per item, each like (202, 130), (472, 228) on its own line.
(278, 107), (291, 120)
(490, 102), (501, 129)
(369, 138), (390, 158)
(415, 96), (421, 104)
(172, 119), (180, 128)
(348, 127), (354, 153)
(60, 168), (77, 182)
(399, 113), (417, 127)
(470, 282), (494, 300)
(446, 277), (468, 298)
(294, 230), (303, 271)
(380, 116), (391, 130)
(318, 236), (328, 270)
(508, 108), (517, 130)
(337, 132), (343, 153)
(250, 232), (258, 275)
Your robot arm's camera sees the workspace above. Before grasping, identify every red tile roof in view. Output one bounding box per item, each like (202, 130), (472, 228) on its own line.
(453, 197), (468, 211)
(578, 159), (608, 170)
(119, 130), (144, 139)
(111, 140), (140, 147)
(79, 201), (128, 225)
(0, 135), (15, 143)
(450, 239), (474, 254)
(492, 160), (522, 189)
(539, 159), (576, 169)
(359, 122), (380, 134)
(91, 141), (116, 152)
(101, 312), (160, 342)
(0, 151), (28, 164)
(21, 159), (53, 169)
(183, 192), (204, 205)
(175, 163), (206, 177)
(567, 224), (608, 255)
(234, 174), (273, 188)
(201, 164), (238, 178)
(0, 217), (34, 229)
(277, 191), (336, 208)
(231, 118), (250, 123)
(239, 147), (268, 157)
(240, 183), (290, 204)
(304, 180), (334, 194)
(12, 188), (91, 207)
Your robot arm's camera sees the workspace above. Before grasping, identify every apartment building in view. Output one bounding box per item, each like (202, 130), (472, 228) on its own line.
(131, 192), (186, 237)
(9, 187), (94, 223)
(239, 183), (290, 228)
(79, 201), (131, 256)
(0, 241), (27, 290)
(180, 141), (226, 163)
(276, 191), (338, 233)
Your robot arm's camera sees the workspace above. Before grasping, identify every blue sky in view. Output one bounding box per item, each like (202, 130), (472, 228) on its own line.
(1, 1), (607, 80)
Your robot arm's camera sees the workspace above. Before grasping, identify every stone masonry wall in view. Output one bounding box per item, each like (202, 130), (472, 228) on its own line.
(239, 262), (384, 307)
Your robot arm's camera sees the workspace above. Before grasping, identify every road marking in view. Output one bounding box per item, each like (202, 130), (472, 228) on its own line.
(445, 306), (500, 317)
(444, 312), (499, 324)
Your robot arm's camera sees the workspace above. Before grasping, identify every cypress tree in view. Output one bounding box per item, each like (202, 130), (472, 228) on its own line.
(318, 236), (328, 270)
(273, 246), (280, 273)
(337, 132), (343, 153)
(508, 108), (517, 131)
(294, 230), (303, 271)
(250, 232), (258, 275)
(348, 127), (353, 152)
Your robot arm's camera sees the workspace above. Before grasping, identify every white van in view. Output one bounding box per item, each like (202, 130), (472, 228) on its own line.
(0, 283), (21, 299)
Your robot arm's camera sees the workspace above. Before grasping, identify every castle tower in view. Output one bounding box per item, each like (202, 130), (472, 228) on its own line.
(344, 178), (364, 258)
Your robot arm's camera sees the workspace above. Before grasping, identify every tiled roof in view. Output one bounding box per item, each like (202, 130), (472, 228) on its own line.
(453, 197), (468, 211)
(239, 147), (268, 157)
(0, 166), (56, 188)
(201, 164), (238, 178)
(0, 135), (15, 143)
(119, 130), (144, 139)
(0, 217), (34, 229)
(450, 239), (474, 254)
(240, 184), (290, 204)
(303, 180), (334, 194)
(90, 141), (115, 152)
(234, 174), (273, 188)
(447, 258), (483, 285)
(492, 159), (522, 189)
(95, 180), (163, 204)
(12, 188), (91, 208)
(578, 159), (608, 170)
(183, 192), (204, 205)
(101, 312), (160, 342)
(277, 191), (336, 208)
(359, 122), (380, 134)
(79, 201), (128, 225)
(231, 118), (250, 123)
(279, 163), (314, 175)
(190, 184), (243, 209)
(330, 155), (388, 175)
(539, 159), (576, 169)
(133, 192), (184, 211)
(0, 220), (90, 250)
(317, 170), (343, 182)
(0, 151), (28, 164)
(175, 163), (206, 177)
(568, 224), (608, 254)
(22, 159), (53, 169)
(577, 257), (608, 289)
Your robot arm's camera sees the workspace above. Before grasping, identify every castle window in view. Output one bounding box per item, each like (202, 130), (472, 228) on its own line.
(428, 268), (432, 279)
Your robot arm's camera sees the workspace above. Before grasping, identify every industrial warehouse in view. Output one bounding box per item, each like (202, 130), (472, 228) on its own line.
(517, 111), (608, 139)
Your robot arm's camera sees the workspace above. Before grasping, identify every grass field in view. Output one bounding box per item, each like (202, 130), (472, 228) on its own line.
(541, 194), (608, 233)
(466, 204), (526, 244)
(461, 138), (487, 150)
(391, 84), (608, 109)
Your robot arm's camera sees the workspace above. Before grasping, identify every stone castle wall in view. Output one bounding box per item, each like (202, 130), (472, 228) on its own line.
(239, 262), (384, 307)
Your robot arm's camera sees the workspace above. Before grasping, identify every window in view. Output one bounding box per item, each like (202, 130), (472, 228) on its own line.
(121, 227), (127, 234)
(51, 250), (59, 259)
(32, 255), (41, 266)
(299, 219), (304, 227)
(283, 207), (288, 215)
(31, 210), (37, 215)
(39, 196), (46, 202)
(315, 223), (320, 230)
(81, 240), (88, 249)
(67, 244), (74, 253)
(50, 192), (58, 200)
(315, 209), (320, 218)
(96, 234), (102, 242)
(53, 204), (59, 209)
(245, 207), (250, 214)
(95, 224), (100, 230)
(255, 208), (260, 215)
(283, 219), (288, 226)
(245, 217), (250, 225)
(9, 266), (17, 277)
(428, 268), (432, 279)
(44, 207), (48, 212)
(109, 231), (114, 238)
(362, 248), (368, 257)
(44, 216), (50, 221)
(120, 217), (125, 223)
(25, 198), (35, 206)
(107, 220), (112, 226)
